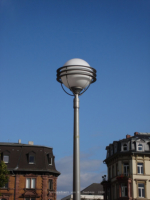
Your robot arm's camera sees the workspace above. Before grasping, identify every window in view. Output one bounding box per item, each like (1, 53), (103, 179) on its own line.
(123, 144), (127, 151)
(116, 184), (119, 198)
(137, 163), (143, 174)
(112, 165), (114, 177)
(107, 150), (109, 157)
(107, 188), (110, 200)
(1, 182), (8, 189)
(109, 167), (111, 179)
(114, 144), (117, 153)
(47, 154), (53, 165)
(48, 157), (52, 165)
(138, 183), (145, 198)
(121, 183), (128, 197)
(111, 147), (113, 155)
(48, 179), (53, 190)
(138, 144), (143, 151)
(26, 178), (36, 188)
(29, 155), (35, 164)
(3, 155), (9, 163)
(116, 163), (118, 176)
(112, 185), (115, 199)
(124, 163), (129, 176)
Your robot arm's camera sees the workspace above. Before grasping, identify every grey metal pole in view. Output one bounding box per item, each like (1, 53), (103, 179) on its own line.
(73, 94), (80, 200)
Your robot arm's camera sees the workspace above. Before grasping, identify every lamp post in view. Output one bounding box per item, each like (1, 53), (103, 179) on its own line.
(56, 58), (97, 200)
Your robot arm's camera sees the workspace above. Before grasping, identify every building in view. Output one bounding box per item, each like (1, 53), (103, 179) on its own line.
(61, 183), (104, 200)
(0, 140), (60, 200)
(101, 132), (150, 200)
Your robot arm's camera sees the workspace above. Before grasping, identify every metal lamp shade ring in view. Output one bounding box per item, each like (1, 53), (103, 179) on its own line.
(57, 66), (96, 95)
(56, 59), (97, 95)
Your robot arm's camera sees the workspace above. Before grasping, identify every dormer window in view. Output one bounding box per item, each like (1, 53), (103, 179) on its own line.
(2, 151), (10, 163)
(114, 144), (117, 153)
(123, 144), (127, 151)
(107, 150), (110, 158)
(29, 155), (35, 164)
(138, 144), (143, 151)
(111, 147), (113, 155)
(47, 153), (53, 165)
(28, 151), (36, 164)
(3, 155), (9, 163)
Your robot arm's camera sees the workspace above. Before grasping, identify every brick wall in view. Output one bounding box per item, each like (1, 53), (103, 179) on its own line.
(0, 174), (57, 200)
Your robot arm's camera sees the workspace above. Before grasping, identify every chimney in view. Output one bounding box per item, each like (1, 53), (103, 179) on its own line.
(126, 135), (131, 139)
(134, 132), (139, 136)
(18, 139), (21, 144)
(28, 141), (34, 145)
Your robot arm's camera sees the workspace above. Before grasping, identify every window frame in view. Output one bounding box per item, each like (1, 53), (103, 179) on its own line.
(116, 163), (118, 176)
(3, 155), (9, 164)
(108, 167), (111, 179)
(123, 162), (129, 176)
(123, 143), (128, 151)
(112, 165), (114, 177)
(1, 181), (8, 189)
(114, 144), (117, 153)
(107, 150), (110, 158)
(48, 179), (53, 190)
(47, 153), (53, 165)
(48, 157), (52, 165)
(121, 183), (128, 197)
(26, 178), (36, 189)
(29, 155), (35, 164)
(137, 163), (144, 174)
(116, 184), (119, 198)
(137, 144), (143, 151)
(110, 147), (113, 155)
(138, 183), (145, 198)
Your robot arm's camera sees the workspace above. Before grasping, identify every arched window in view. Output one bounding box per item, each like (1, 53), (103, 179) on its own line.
(123, 144), (127, 151)
(138, 144), (143, 151)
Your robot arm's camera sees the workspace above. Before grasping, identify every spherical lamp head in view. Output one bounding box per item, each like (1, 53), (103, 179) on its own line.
(57, 58), (96, 95)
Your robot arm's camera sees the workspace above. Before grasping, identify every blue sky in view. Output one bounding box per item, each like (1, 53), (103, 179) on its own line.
(0, 0), (150, 199)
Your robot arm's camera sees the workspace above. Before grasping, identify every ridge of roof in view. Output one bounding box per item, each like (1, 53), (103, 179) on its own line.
(0, 142), (52, 149)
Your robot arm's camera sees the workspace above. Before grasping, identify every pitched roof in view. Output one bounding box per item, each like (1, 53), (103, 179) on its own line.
(81, 183), (104, 195)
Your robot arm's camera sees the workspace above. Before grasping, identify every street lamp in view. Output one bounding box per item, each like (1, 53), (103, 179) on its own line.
(56, 58), (97, 200)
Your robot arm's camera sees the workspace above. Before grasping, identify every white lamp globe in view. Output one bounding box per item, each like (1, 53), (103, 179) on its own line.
(61, 58), (93, 90)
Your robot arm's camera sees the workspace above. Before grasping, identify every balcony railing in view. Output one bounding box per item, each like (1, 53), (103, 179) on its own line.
(116, 173), (131, 180)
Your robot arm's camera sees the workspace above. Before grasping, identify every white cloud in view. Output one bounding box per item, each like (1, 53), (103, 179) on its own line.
(56, 153), (104, 200)
(80, 159), (102, 172)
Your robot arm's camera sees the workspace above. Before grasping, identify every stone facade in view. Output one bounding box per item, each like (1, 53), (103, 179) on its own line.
(101, 132), (150, 200)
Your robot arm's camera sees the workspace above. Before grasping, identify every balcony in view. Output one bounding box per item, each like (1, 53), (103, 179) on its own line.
(116, 174), (131, 181)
